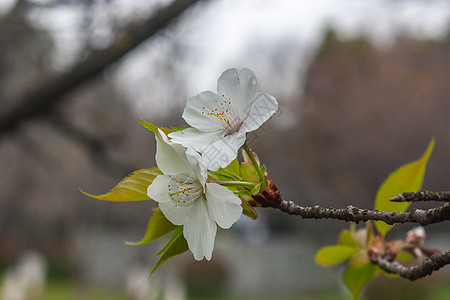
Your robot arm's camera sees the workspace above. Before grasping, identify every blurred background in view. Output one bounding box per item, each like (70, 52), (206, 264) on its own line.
(0, 0), (449, 299)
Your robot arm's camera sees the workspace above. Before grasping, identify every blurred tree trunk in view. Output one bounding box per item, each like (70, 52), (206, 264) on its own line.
(0, 0), (204, 137)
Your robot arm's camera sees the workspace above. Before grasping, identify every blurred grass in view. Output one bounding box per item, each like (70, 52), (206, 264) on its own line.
(2, 273), (449, 300)
(15, 280), (126, 300)
(2, 279), (347, 300)
(3, 280), (450, 300)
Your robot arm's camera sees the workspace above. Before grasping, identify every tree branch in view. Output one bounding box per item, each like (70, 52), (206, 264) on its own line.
(274, 201), (450, 225)
(252, 183), (450, 225)
(370, 251), (450, 281)
(0, 0), (204, 137)
(391, 191), (450, 203)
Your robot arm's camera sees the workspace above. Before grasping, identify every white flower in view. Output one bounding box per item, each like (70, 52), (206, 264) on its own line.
(147, 129), (243, 260)
(169, 68), (278, 171)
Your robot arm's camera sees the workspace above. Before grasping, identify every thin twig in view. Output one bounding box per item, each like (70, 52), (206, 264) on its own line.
(370, 251), (450, 281)
(274, 200), (450, 226)
(391, 191), (450, 203)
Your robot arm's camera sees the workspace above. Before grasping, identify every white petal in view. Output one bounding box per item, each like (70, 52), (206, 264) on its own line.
(217, 68), (258, 120)
(241, 92), (278, 133)
(235, 68), (259, 115)
(169, 127), (222, 151)
(217, 68), (240, 105)
(184, 199), (216, 261)
(199, 132), (247, 171)
(159, 200), (191, 226)
(185, 148), (208, 187)
(147, 175), (171, 203)
(183, 91), (224, 132)
(155, 129), (192, 175)
(148, 175), (191, 225)
(206, 183), (242, 229)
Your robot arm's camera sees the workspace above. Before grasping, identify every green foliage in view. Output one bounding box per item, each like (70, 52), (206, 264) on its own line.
(139, 118), (186, 135)
(397, 252), (413, 262)
(374, 138), (434, 236)
(343, 263), (379, 300)
(338, 230), (358, 248)
(240, 194), (258, 219)
(240, 163), (259, 184)
(212, 158), (241, 181)
(315, 230), (360, 266)
(315, 139), (435, 299)
(315, 245), (358, 266)
(126, 208), (177, 245)
(210, 159), (260, 219)
(80, 168), (162, 201)
(151, 226), (189, 276)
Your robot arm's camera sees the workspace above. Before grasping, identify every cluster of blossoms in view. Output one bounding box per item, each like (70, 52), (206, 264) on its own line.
(147, 68), (278, 260)
(84, 68), (443, 296)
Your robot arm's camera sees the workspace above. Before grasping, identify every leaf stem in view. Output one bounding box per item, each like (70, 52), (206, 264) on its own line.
(242, 142), (264, 180)
(213, 169), (241, 181)
(207, 180), (256, 188)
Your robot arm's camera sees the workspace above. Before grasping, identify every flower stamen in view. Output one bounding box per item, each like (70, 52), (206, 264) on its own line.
(202, 98), (242, 135)
(168, 174), (203, 207)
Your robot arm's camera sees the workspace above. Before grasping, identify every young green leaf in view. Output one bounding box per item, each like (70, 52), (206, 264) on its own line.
(240, 163), (259, 184)
(211, 158), (241, 181)
(125, 208), (177, 246)
(139, 118), (186, 135)
(374, 138), (434, 236)
(338, 230), (359, 248)
(151, 226), (189, 276)
(250, 183), (262, 195)
(396, 252), (413, 262)
(241, 198), (258, 220)
(315, 245), (358, 266)
(343, 263), (379, 300)
(81, 168), (162, 201)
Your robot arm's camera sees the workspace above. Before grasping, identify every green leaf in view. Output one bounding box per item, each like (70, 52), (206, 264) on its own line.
(343, 263), (379, 300)
(151, 226), (189, 276)
(397, 252), (413, 262)
(250, 183), (262, 195)
(315, 245), (358, 266)
(80, 168), (162, 201)
(238, 190), (258, 220)
(338, 230), (358, 248)
(240, 163), (259, 184)
(212, 158), (241, 181)
(139, 118), (186, 136)
(125, 208), (177, 245)
(241, 198), (258, 220)
(374, 138), (434, 236)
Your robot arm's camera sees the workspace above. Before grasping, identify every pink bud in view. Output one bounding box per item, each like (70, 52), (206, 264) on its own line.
(406, 226), (426, 246)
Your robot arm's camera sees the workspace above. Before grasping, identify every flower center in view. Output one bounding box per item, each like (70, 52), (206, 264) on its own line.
(168, 174), (203, 207)
(201, 97), (242, 135)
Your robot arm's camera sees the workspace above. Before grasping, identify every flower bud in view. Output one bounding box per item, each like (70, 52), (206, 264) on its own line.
(406, 226), (426, 246)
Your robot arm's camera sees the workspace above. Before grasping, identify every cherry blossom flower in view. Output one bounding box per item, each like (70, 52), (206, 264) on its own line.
(147, 129), (243, 260)
(169, 68), (278, 170)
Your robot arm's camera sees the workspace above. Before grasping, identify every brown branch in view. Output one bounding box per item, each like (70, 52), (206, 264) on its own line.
(391, 191), (450, 203)
(370, 251), (450, 281)
(253, 182), (450, 225)
(275, 201), (450, 225)
(0, 0), (204, 137)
